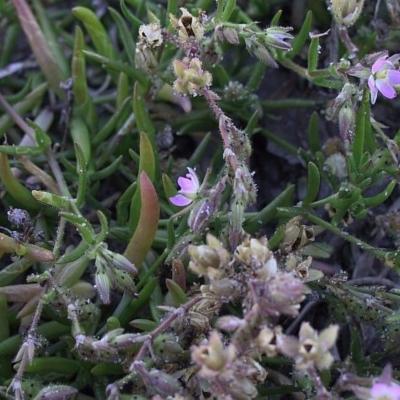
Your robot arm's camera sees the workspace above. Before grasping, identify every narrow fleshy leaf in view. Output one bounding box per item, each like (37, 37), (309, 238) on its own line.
(32, 0), (70, 78)
(83, 50), (150, 88)
(70, 116), (91, 165)
(72, 26), (98, 132)
(129, 131), (156, 230)
(12, 0), (65, 98)
(244, 184), (295, 232)
(307, 37), (319, 72)
(302, 162), (320, 207)
(72, 7), (116, 60)
(124, 172), (160, 268)
(74, 142), (88, 208)
(0, 83), (48, 138)
(363, 180), (396, 207)
(285, 11), (313, 59)
(133, 82), (156, 146)
(166, 278), (188, 306)
(0, 153), (40, 210)
(109, 7), (136, 66)
(162, 173), (177, 200)
(308, 112), (320, 154)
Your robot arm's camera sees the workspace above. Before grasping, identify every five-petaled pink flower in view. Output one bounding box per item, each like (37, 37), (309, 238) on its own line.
(368, 55), (400, 104)
(169, 167), (200, 207)
(369, 382), (400, 400)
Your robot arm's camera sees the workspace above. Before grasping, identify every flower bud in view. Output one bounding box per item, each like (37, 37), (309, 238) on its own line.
(338, 103), (355, 141)
(133, 361), (183, 396)
(216, 25), (240, 45)
(268, 273), (306, 316)
(109, 252), (137, 275)
(70, 280), (96, 298)
(33, 385), (78, 400)
(95, 264), (111, 304)
(264, 26), (293, 50)
(216, 316), (245, 332)
(209, 278), (239, 298)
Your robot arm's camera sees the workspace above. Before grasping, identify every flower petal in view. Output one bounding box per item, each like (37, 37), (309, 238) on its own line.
(370, 90), (378, 105)
(368, 75), (377, 93)
(187, 167), (200, 188)
(177, 167), (200, 193)
(370, 382), (400, 400)
(169, 194), (193, 207)
(387, 69), (400, 85)
(376, 78), (396, 99)
(371, 57), (387, 74)
(177, 176), (196, 192)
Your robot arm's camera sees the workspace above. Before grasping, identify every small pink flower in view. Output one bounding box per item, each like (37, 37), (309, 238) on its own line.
(369, 382), (400, 400)
(368, 55), (400, 104)
(169, 167), (200, 206)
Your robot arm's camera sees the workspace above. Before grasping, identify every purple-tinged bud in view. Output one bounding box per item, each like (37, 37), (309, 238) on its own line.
(209, 278), (240, 299)
(110, 252), (137, 275)
(245, 36), (277, 67)
(338, 103), (355, 141)
(133, 361), (183, 396)
(216, 25), (240, 45)
(268, 273), (306, 317)
(216, 316), (245, 332)
(264, 26), (293, 51)
(110, 333), (147, 348)
(95, 266), (111, 304)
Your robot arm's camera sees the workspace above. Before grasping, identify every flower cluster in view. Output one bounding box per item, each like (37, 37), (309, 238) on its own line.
(347, 52), (400, 104)
(172, 57), (213, 96)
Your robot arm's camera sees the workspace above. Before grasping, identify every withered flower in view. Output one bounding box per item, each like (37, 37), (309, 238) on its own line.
(191, 331), (236, 378)
(235, 235), (277, 278)
(170, 8), (206, 41)
(280, 217), (314, 253)
(188, 234), (231, 279)
(293, 322), (339, 371)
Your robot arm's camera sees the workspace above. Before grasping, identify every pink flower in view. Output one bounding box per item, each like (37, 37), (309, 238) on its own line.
(369, 382), (400, 400)
(169, 167), (200, 206)
(368, 55), (400, 104)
